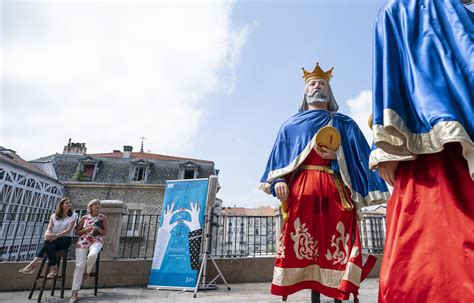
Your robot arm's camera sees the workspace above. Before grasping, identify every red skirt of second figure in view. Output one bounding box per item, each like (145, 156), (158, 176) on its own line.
(271, 150), (365, 301)
(378, 143), (474, 303)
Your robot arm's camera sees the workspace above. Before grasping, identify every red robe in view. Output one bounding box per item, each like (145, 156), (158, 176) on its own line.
(379, 143), (474, 302)
(271, 150), (369, 300)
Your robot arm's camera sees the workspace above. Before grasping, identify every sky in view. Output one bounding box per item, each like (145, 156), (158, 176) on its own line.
(3, 0), (469, 208)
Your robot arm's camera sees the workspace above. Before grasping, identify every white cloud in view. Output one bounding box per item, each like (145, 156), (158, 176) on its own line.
(220, 20), (259, 93)
(345, 89), (373, 143)
(1, 1), (250, 159)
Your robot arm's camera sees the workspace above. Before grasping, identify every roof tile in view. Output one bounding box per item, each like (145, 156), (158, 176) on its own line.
(0, 147), (55, 179)
(88, 151), (213, 163)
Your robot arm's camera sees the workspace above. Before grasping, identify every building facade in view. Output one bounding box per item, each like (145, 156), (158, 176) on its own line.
(30, 140), (218, 258)
(211, 206), (279, 257)
(0, 147), (64, 261)
(359, 205), (387, 254)
(31, 141), (217, 214)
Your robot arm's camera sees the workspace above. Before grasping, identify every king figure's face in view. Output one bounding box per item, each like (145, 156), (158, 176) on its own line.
(306, 79), (329, 105)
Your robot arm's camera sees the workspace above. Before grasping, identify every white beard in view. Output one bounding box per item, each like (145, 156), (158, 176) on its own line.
(306, 90), (329, 106)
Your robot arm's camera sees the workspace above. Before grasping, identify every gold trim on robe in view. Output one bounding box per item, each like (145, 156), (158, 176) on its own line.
(371, 108), (474, 179)
(272, 262), (362, 288)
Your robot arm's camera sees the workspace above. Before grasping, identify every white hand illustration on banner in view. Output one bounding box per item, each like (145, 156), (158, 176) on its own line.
(152, 203), (180, 270)
(161, 203), (180, 232)
(182, 201), (201, 232)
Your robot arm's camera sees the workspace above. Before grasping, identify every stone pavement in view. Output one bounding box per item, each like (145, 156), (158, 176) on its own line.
(0, 278), (379, 302)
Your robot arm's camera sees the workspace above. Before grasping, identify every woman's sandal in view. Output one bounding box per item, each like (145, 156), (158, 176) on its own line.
(46, 266), (58, 278)
(18, 264), (36, 275)
(70, 290), (79, 303)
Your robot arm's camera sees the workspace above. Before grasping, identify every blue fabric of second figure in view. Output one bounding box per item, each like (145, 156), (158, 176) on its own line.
(372, 0), (473, 139)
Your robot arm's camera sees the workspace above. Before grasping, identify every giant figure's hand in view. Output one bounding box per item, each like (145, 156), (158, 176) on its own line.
(275, 182), (289, 202)
(160, 203), (180, 232)
(315, 146), (337, 159)
(182, 201), (201, 232)
(378, 161), (399, 187)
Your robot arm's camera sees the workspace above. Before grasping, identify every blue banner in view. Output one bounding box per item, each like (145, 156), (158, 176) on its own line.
(148, 179), (209, 290)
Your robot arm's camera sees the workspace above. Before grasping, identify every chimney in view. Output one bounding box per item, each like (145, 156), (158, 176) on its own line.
(63, 139), (87, 155)
(123, 145), (133, 158)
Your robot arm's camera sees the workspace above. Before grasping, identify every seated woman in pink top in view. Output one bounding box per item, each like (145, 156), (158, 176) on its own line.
(70, 199), (108, 303)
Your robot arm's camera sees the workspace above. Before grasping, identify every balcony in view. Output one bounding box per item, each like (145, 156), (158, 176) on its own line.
(0, 201), (385, 295)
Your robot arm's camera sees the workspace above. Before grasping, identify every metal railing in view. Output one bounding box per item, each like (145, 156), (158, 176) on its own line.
(0, 211), (49, 262)
(210, 215), (279, 258)
(1, 210), (387, 262)
(115, 212), (386, 259)
(115, 214), (280, 259)
(116, 213), (161, 259)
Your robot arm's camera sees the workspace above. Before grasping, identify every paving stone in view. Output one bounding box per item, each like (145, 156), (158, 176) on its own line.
(0, 278), (379, 302)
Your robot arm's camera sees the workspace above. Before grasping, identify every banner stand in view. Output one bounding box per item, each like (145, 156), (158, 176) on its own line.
(193, 175), (231, 298)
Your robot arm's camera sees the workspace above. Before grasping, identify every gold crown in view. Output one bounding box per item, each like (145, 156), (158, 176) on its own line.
(302, 62), (334, 83)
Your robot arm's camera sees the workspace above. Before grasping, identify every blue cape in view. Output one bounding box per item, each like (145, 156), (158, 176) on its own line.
(371, 0), (473, 160)
(259, 110), (389, 208)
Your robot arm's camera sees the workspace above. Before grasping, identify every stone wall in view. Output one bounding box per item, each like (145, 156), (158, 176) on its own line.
(1, 259), (151, 291)
(1, 255), (382, 291)
(1, 258), (274, 291)
(65, 182), (165, 215)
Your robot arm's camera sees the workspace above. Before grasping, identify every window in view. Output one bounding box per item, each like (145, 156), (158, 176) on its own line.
(126, 209), (142, 237)
(239, 222), (245, 244)
(130, 160), (151, 183)
(184, 168), (195, 179)
(180, 162), (199, 180)
(20, 244), (29, 253)
(132, 167), (147, 182)
(76, 157), (100, 181)
(83, 164), (95, 178)
(9, 245), (19, 253)
(226, 222), (233, 244)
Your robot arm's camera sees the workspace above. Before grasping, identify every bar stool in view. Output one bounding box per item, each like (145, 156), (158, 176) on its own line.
(88, 251), (101, 296)
(28, 249), (69, 302)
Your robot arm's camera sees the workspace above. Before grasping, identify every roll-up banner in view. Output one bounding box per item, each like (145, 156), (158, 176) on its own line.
(148, 178), (209, 290)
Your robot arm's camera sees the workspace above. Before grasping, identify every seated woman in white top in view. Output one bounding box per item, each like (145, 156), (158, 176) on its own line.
(19, 197), (78, 278)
